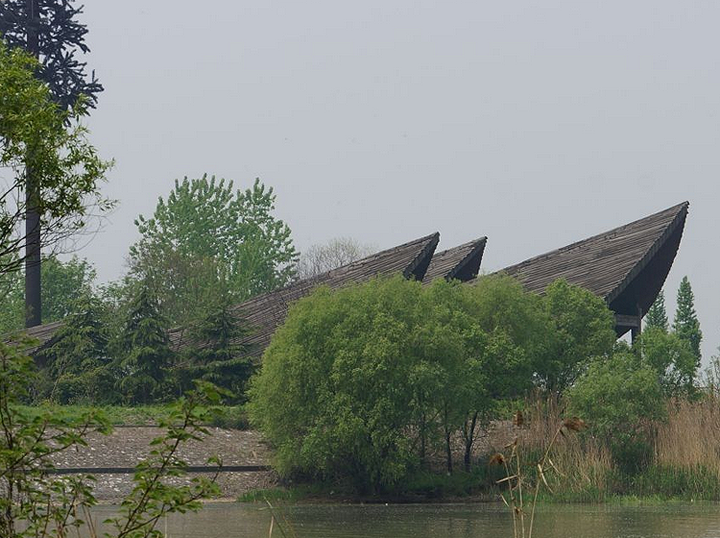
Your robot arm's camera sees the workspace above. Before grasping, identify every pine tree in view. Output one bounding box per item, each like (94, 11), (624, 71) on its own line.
(645, 290), (669, 332)
(673, 276), (703, 365)
(0, 0), (103, 112)
(36, 296), (117, 403)
(180, 301), (253, 402)
(118, 287), (173, 404)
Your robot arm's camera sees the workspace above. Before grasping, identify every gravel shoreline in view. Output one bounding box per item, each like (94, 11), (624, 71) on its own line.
(49, 427), (277, 502)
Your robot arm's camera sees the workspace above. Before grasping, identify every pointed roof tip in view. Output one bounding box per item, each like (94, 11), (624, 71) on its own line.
(224, 230), (442, 355)
(403, 231), (440, 280)
(423, 236), (487, 284)
(488, 201), (689, 314)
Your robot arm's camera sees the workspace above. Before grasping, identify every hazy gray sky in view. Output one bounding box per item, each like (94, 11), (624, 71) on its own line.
(79, 1), (719, 359)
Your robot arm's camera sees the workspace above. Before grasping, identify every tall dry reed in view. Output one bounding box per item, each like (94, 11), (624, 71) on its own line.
(656, 396), (720, 474)
(517, 395), (613, 500)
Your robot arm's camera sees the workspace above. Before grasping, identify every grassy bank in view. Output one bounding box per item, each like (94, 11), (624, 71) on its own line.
(17, 404), (248, 428)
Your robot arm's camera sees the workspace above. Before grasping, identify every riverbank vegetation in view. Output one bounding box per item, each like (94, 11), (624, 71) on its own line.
(247, 273), (712, 503)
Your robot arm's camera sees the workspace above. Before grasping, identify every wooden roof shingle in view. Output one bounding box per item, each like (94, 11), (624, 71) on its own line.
(209, 232), (441, 354)
(488, 202), (689, 331)
(423, 237), (487, 284)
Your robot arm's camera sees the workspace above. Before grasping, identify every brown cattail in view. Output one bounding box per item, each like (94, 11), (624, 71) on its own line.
(513, 410), (524, 427)
(489, 453), (506, 465)
(562, 417), (586, 432)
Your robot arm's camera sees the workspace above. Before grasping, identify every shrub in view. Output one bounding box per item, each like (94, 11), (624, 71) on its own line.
(567, 351), (665, 472)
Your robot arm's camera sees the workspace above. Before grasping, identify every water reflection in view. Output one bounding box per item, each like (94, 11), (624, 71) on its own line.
(89, 502), (720, 538)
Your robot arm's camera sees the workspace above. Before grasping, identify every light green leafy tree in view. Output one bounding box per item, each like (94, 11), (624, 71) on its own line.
(635, 326), (697, 398)
(249, 276), (428, 492)
(0, 41), (112, 276)
(127, 175), (297, 326)
(249, 275), (548, 489)
(0, 254), (98, 334)
(457, 275), (542, 470)
(673, 276), (702, 364)
(41, 255), (96, 322)
(537, 279), (617, 392)
(644, 290), (669, 332)
(567, 349), (665, 471)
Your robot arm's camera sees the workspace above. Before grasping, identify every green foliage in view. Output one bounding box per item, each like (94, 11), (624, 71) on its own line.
(0, 336), (111, 537)
(177, 301), (254, 402)
(249, 274), (612, 491)
(35, 295), (117, 404)
(0, 336), (222, 537)
(127, 175), (297, 326)
(0, 268), (24, 333)
(0, 41), (112, 274)
(118, 287), (173, 404)
(644, 290), (669, 332)
(635, 326), (698, 398)
(0, 254), (98, 333)
(453, 275), (542, 470)
(538, 279), (616, 392)
(567, 350), (665, 471)
(41, 254), (97, 322)
(249, 276), (431, 492)
(673, 276), (702, 364)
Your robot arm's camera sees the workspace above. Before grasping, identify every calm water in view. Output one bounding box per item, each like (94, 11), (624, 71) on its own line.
(89, 502), (720, 538)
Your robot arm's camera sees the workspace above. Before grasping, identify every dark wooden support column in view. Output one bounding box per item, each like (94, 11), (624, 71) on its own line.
(615, 314), (641, 342)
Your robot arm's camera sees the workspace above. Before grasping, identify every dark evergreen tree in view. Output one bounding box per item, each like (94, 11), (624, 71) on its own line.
(673, 276), (702, 365)
(35, 295), (117, 403)
(0, 0), (103, 111)
(0, 0), (103, 327)
(118, 287), (173, 404)
(644, 290), (669, 332)
(179, 301), (253, 402)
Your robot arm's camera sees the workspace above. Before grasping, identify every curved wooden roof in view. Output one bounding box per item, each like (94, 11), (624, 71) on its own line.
(491, 202), (689, 333)
(207, 232), (441, 354)
(18, 203), (690, 355)
(423, 237), (487, 284)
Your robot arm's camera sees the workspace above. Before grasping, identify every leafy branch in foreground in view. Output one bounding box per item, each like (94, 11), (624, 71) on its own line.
(0, 334), (223, 538)
(0, 336), (111, 538)
(105, 381), (223, 538)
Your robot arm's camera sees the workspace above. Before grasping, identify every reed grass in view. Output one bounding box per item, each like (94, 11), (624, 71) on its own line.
(507, 394), (720, 503)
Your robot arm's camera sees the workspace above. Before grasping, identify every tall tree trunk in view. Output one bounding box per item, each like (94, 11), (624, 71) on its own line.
(419, 412), (426, 464)
(463, 412), (478, 472)
(24, 0), (41, 328)
(443, 404), (452, 474)
(445, 430), (452, 474)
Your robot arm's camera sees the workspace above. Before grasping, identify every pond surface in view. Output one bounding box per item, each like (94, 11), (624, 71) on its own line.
(92, 501), (720, 538)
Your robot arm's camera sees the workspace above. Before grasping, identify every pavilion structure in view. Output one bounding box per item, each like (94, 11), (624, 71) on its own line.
(23, 202), (689, 355)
